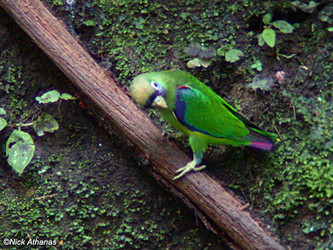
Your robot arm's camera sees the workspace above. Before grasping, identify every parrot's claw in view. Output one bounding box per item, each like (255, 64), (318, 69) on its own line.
(173, 161), (206, 180)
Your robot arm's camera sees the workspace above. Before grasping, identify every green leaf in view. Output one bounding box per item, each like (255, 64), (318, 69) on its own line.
(262, 28), (276, 47)
(258, 33), (265, 46)
(328, 27), (333, 32)
(272, 20), (295, 33)
(199, 58), (212, 68)
(186, 58), (213, 68)
(225, 49), (244, 63)
(52, 0), (64, 6)
(6, 130), (35, 174)
(250, 60), (263, 72)
(302, 220), (326, 234)
(262, 13), (272, 25)
(0, 117), (7, 131)
(84, 20), (95, 26)
(36, 90), (60, 104)
(33, 113), (59, 136)
(186, 58), (201, 68)
(60, 93), (76, 100)
(216, 47), (226, 56)
(0, 108), (6, 115)
(292, 1), (319, 13)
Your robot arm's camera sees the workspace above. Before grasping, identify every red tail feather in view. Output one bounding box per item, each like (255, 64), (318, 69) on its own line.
(250, 141), (274, 151)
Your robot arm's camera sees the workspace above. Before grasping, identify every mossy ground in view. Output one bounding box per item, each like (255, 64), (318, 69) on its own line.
(1, 0), (332, 249)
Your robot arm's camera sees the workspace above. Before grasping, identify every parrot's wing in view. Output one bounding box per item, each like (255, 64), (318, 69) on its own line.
(173, 85), (251, 139)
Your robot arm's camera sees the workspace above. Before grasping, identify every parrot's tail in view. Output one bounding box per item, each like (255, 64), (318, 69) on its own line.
(250, 141), (275, 151)
(248, 128), (280, 151)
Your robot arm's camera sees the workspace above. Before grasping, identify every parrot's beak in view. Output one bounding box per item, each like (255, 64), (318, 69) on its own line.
(152, 96), (168, 109)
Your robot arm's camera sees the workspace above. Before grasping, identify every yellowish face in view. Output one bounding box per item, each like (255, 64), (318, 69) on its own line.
(130, 74), (155, 106)
(130, 74), (168, 109)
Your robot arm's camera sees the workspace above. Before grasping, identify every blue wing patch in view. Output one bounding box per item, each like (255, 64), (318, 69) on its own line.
(173, 86), (213, 136)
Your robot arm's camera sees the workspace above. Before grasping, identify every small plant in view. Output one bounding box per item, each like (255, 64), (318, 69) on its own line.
(0, 108), (7, 131)
(258, 13), (295, 48)
(216, 48), (244, 63)
(1, 90), (75, 174)
(35, 89), (76, 103)
(250, 60), (263, 72)
(185, 45), (244, 68)
(224, 49), (244, 63)
(185, 45), (216, 68)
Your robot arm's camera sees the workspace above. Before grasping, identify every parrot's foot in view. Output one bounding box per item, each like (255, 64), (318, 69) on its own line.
(173, 161), (206, 180)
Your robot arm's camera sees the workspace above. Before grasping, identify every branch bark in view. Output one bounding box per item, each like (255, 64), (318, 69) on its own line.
(0, 1), (285, 249)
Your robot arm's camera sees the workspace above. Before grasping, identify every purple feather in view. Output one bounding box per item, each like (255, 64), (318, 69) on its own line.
(249, 141), (274, 151)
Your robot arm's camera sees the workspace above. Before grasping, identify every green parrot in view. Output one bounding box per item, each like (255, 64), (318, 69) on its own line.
(130, 70), (279, 180)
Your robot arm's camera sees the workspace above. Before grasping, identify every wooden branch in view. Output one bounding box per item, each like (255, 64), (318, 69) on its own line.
(0, 1), (285, 249)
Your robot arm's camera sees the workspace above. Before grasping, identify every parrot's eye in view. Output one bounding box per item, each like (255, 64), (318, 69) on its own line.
(151, 81), (159, 90)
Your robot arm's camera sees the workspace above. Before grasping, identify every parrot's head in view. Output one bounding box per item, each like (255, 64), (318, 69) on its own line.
(130, 73), (168, 109)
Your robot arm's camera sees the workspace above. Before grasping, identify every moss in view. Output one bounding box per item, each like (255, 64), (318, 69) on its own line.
(45, 0), (246, 81)
(1, 153), (168, 248)
(0, 50), (32, 123)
